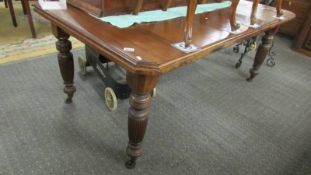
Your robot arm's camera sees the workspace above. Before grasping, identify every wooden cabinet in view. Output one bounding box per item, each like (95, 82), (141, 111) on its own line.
(279, 0), (311, 37)
(305, 31), (311, 50)
(279, 0), (311, 57)
(292, 9), (311, 56)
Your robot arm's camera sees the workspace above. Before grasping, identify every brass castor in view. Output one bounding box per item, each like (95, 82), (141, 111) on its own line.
(125, 159), (136, 169)
(78, 57), (87, 76)
(104, 87), (117, 111)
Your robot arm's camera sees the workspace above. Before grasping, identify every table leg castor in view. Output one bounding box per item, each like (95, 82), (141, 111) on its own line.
(246, 68), (258, 82)
(125, 159), (136, 169)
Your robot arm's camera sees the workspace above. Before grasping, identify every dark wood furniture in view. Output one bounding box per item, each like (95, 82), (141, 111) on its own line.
(4, 0), (36, 38)
(279, 0), (310, 37)
(292, 9), (311, 57)
(67, 0), (187, 17)
(291, 1), (311, 56)
(34, 0), (295, 169)
(278, 0), (311, 57)
(67, 0), (227, 17)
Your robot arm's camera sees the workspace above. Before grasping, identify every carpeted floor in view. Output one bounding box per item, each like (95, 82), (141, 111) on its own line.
(0, 36), (310, 175)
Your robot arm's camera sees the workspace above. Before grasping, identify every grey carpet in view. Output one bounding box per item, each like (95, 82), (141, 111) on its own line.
(0, 36), (310, 175)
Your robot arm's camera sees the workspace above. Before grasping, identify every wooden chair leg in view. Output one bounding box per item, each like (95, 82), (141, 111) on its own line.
(4, 0), (8, 8)
(184, 0), (197, 48)
(230, 0), (240, 31)
(21, 0), (27, 15)
(7, 0), (18, 27)
(23, 0), (36, 38)
(275, 0), (283, 17)
(162, 0), (172, 11)
(133, 0), (144, 15)
(250, 0), (260, 25)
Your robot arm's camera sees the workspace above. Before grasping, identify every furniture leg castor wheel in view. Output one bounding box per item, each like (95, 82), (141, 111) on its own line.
(151, 88), (157, 97)
(125, 159), (136, 169)
(233, 46), (240, 53)
(246, 69), (258, 82)
(78, 57), (87, 76)
(266, 58), (275, 67)
(104, 87), (117, 111)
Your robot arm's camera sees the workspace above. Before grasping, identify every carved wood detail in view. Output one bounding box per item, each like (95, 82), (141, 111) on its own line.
(52, 25), (76, 104)
(247, 29), (275, 82)
(125, 72), (159, 168)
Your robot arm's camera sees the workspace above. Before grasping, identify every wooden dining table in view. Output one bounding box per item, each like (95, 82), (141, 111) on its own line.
(34, 0), (295, 169)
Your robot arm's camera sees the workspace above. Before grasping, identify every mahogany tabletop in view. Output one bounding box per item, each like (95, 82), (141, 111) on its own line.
(34, 1), (295, 75)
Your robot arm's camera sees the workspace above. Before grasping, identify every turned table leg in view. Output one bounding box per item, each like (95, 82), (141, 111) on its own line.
(184, 0), (197, 48)
(247, 29), (275, 82)
(52, 25), (76, 103)
(125, 72), (159, 169)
